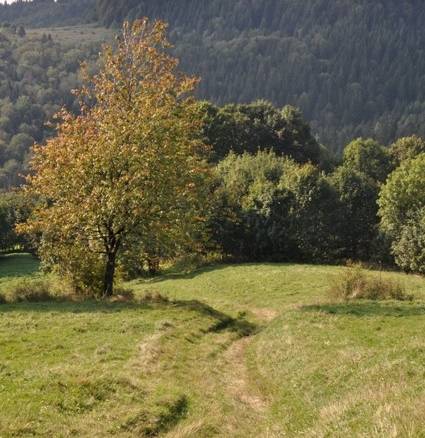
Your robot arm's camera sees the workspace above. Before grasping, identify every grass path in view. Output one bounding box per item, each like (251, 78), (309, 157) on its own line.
(131, 264), (425, 437)
(1, 257), (425, 436)
(224, 336), (267, 413)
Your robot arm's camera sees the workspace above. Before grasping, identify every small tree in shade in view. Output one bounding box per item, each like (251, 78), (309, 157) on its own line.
(18, 19), (210, 297)
(17, 26), (26, 38)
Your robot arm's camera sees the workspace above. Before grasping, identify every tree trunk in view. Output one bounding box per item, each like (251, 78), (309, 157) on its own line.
(103, 251), (116, 297)
(147, 256), (160, 276)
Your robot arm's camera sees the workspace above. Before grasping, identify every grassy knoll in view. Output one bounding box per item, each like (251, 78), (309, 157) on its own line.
(1, 257), (425, 436)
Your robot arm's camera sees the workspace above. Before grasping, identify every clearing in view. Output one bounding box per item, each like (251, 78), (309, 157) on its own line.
(1, 255), (425, 436)
(27, 24), (114, 45)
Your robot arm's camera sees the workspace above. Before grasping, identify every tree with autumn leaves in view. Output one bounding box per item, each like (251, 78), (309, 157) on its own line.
(18, 19), (211, 297)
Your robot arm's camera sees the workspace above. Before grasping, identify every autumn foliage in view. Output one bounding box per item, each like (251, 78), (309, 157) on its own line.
(18, 19), (210, 296)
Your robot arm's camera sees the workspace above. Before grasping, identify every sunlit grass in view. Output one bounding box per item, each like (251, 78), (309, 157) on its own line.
(1, 255), (425, 436)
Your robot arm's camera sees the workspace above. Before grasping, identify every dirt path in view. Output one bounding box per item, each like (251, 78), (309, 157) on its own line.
(224, 335), (267, 412)
(223, 308), (279, 413)
(216, 308), (282, 437)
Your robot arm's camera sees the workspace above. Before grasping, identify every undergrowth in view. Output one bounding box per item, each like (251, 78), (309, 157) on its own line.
(0, 278), (61, 304)
(329, 265), (413, 301)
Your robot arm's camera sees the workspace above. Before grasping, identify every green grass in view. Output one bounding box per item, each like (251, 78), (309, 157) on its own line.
(27, 24), (114, 45)
(1, 257), (425, 436)
(0, 253), (39, 283)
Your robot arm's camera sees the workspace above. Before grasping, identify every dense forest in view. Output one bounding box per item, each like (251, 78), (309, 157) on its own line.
(0, 25), (100, 188)
(96, 0), (425, 152)
(1, 1), (425, 153)
(0, 0), (96, 27)
(0, 23), (327, 190)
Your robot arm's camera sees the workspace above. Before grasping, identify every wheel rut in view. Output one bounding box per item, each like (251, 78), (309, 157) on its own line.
(222, 307), (279, 413)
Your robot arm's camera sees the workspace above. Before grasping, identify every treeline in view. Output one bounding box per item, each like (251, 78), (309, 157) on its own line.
(0, 0), (96, 27)
(0, 21), (326, 191)
(5, 134), (424, 274)
(211, 138), (399, 265)
(208, 132), (425, 272)
(0, 100), (329, 249)
(2, 19), (425, 298)
(0, 26), (100, 188)
(96, 0), (425, 153)
(3, 110), (424, 272)
(206, 133), (424, 272)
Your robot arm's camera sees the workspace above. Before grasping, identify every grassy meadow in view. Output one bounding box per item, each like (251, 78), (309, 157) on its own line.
(1, 255), (425, 436)
(27, 25), (114, 45)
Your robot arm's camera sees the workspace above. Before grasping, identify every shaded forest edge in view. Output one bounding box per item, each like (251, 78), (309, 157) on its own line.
(0, 20), (423, 299)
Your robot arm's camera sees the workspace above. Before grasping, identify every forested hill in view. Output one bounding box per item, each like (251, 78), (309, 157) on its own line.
(0, 0), (97, 27)
(1, 1), (425, 153)
(96, 0), (425, 152)
(0, 26), (101, 188)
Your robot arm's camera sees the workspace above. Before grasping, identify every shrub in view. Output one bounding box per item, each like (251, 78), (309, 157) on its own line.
(2, 278), (58, 303)
(109, 287), (135, 302)
(329, 265), (412, 301)
(140, 292), (169, 304)
(45, 241), (105, 297)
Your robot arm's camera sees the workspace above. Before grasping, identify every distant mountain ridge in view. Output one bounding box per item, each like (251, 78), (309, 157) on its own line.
(2, 0), (425, 152)
(95, 0), (425, 152)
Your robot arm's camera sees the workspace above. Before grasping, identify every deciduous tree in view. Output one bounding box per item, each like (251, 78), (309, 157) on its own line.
(18, 19), (210, 297)
(379, 153), (425, 272)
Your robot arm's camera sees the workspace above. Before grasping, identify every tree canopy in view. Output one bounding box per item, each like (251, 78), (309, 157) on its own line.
(200, 101), (323, 164)
(379, 154), (425, 273)
(18, 19), (210, 296)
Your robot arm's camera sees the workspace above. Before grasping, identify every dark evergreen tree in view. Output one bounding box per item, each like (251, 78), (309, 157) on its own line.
(96, 0), (425, 153)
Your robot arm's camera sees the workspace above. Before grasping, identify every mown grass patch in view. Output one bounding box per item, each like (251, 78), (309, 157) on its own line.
(249, 299), (425, 436)
(132, 263), (425, 436)
(0, 298), (255, 436)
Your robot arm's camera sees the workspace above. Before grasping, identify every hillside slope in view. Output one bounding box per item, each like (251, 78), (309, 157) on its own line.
(0, 26), (101, 188)
(0, 0), (97, 27)
(1, 256), (425, 436)
(97, 0), (425, 152)
(1, 1), (425, 153)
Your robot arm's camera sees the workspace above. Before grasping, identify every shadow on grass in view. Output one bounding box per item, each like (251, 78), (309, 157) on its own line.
(0, 253), (40, 279)
(147, 395), (188, 436)
(301, 302), (425, 317)
(172, 300), (257, 337)
(137, 262), (299, 284)
(136, 264), (233, 284)
(0, 300), (154, 314)
(0, 298), (258, 336)
(121, 395), (188, 436)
